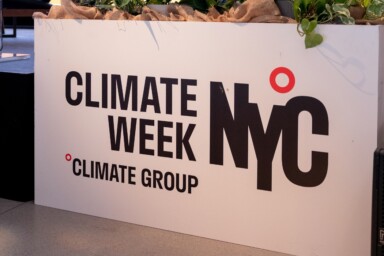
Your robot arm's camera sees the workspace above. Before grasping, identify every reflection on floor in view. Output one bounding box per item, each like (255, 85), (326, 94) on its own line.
(0, 198), (290, 256)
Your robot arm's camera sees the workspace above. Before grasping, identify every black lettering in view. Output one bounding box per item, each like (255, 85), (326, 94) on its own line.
(153, 170), (163, 189)
(181, 79), (197, 117)
(119, 165), (126, 183)
(73, 158), (82, 176)
(160, 77), (178, 115)
(209, 82), (249, 168)
(188, 175), (198, 194)
(102, 73), (108, 108)
(175, 173), (187, 193)
(110, 164), (119, 182)
(111, 75), (138, 111)
(176, 122), (196, 161)
(141, 76), (160, 113)
(141, 168), (151, 187)
(108, 116), (137, 152)
(164, 172), (175, 191)
(85, 72), (99, 108)
(210, 83), (328, 191)
(282, 96), (329, 187)
(83, 160), (90, 178)
(65, 71), (83, 106)
(140, 119), (155, 156)
(127, 166), (136, 185)
(158, 121), (173, 158)
(95, 162), (108, 180)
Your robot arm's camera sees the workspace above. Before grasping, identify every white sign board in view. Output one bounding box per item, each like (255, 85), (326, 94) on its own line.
(34, 19), (384, 256)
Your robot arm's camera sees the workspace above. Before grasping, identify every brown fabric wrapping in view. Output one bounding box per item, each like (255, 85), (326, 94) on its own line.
(104, 8), (134, 20)
(250, 14), (296, 23)
(355, 19), (384, 25)
(33, 0), (296, 24)
(228, 0), (281, 22)
(56, 0), (103, 19)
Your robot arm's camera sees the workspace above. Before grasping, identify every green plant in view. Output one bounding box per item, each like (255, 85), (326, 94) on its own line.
(365, 0), (384, 19)
(293, 0), (355, 48)
(147, 0), (172, 3)
(177, 0), (246, 13)
(297, 18), (323, 48)
(72, 0), (384, 49)
(74, 0), (146, 14)
(115, 0), (146, 14)
(74, 0), (244, 14)
(73, 0), (114, 11)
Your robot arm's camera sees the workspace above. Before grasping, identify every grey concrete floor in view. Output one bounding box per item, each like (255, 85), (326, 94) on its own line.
(0, 198), (290, 256)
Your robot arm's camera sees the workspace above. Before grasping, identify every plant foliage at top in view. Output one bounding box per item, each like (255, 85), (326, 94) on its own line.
(365, 0), (384, 18)
(180, 0), (246, 13)
(74, 0), (245, 14)
(74, 0), (146, 14)
(73, 0), (384, 49)
(293, 0), (355, 48)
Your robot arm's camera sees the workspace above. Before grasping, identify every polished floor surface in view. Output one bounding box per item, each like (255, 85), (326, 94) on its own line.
(0, 198), (290, 256)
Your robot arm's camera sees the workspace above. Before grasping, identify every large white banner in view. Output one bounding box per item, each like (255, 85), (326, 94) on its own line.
(34, 19), (384, 256)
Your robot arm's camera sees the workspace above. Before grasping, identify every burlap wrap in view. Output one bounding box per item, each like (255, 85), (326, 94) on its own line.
(32, 0), (296, 23)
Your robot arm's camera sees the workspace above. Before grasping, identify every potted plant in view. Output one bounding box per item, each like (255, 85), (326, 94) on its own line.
(55, 0), (384, 48)
(292, 0), (355, 48)
(146, 0), (246, 13)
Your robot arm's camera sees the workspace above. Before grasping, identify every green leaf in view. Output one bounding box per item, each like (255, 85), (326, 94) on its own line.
(306, 19), (318, 33)
(317, 3), (333, 23)
(303, 0), (313, 8)
(338, 15), (355, 23)
(147, 0), (170, 4)
(293, 0), (303, 20)
(315, 0), (327, 13)
(332, 3), (350, 14)
(206, 0), (217, 6)
(293, 0), (311, 20)
(305, 32), (324, 48)
(365, 2), (384, 19)
(301, 18), (318, 34)
(300, 18), (310, 32)
(363, 0), (371, 7)
(115, 0), (130, 8)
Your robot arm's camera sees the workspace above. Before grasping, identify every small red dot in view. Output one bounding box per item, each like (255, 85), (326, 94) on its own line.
(65, 154), (72, 161)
